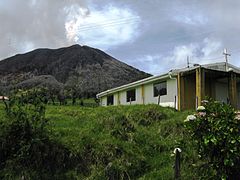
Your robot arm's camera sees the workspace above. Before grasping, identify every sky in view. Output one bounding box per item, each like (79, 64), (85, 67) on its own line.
(1, 0), (240, 75)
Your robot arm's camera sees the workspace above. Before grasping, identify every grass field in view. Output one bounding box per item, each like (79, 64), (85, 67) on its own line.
(0, 102), (202, 179)
(46, 104), (199, 179)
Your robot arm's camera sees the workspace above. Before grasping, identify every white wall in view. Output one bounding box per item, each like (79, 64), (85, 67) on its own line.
(99, 78), (178, 108)
(100, 96), (107, 106)
(113, 94), (118, 106)
(118, 86), (142, 105)
(144, 79), (177, 107)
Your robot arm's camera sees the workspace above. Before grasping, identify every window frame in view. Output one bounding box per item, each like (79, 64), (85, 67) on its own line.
(107, 94), (114, 106)
(153, 81), (167, 97)
(126, 89), (136, 102)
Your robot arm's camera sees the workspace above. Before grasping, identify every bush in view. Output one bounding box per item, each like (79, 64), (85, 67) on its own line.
(184, 100), (240, 179)
(0, 89), (77, 179)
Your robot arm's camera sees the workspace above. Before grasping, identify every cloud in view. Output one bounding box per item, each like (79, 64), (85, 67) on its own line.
(201, 38), (222, 57)
(1, 0), (240, 75)
(173, 11), (208, 26)
(132, 54), (163, 75)
(65, 4), (141, 50)
(137, 38), (223, 75)
(0, 0), (140, 59)
(109, 0), (240, 74)
(164, 38), (223, 69)
(0, 0), (87, 59)
(167, 44), (199, 66)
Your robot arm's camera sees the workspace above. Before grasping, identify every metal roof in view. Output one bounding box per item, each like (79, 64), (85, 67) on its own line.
(171, 62), (240, 74)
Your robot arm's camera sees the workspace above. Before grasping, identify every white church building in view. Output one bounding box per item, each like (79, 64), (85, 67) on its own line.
(96, 62), (240, 110)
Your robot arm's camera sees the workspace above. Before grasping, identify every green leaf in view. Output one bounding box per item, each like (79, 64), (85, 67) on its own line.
(204, 138), (209, 145)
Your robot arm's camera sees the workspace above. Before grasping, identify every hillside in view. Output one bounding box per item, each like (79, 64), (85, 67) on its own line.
(0, 103), (202, 179)
(47, 105), (198, 179)
(0, 45), (151, 95)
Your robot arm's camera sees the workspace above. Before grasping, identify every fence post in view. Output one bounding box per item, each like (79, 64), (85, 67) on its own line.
(158, 95), (160, 105)
(173, 148), (182, 180)
(174, 95), (177, 109)
(196, 96), (198, 110)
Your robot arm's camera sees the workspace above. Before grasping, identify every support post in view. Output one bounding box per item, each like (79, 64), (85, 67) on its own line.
(174, 148), (181, 180)
(158, 94), (161, 105)
(177, 73), (185, 110)
(195, 96), (198, 110)
(177, 74), (181, 110)
(141, 84), (145, 104)
(174, 95), (177, 109)
(228, 72), (237, 109)
(117, 92), (121, 105)
(196, 67), (205, 107)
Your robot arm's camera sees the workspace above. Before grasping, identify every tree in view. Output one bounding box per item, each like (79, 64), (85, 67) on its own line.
(57, 90), (66, 105)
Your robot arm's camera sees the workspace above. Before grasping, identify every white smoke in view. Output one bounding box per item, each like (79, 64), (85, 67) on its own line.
(64, 4), (140, 50)
(0, 0), (87, 59)
(0, 0), (140, 60)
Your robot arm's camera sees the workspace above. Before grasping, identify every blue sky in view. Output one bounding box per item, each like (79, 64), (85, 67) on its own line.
(1, 0), (240, 75)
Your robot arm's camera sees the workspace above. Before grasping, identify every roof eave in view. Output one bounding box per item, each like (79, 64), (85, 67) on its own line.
(97, 73), (171, 98)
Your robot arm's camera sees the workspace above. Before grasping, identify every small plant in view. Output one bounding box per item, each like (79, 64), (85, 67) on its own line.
(184, 99), (240, 179)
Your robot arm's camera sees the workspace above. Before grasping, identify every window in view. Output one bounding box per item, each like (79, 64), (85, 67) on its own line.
(107, 95), (114, 105)
(153, 81), (167, 97)
(126, 89), (136, 102)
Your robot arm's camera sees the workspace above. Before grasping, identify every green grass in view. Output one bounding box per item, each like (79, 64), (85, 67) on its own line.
(45, 104), (199, 179)
(0, 102), (201, 179)
(0, 102), (6, 120)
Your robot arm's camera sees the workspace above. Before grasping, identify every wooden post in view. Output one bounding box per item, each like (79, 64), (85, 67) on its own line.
(157, 94), (160, 105)
(141, 84), (145, 104)
(228, 72), (237, 108)
(174, 148), (181, 180)
(177, 74), (181, 110)
(196, 68), (201, 107)
(196, 96), (198, 110)
(177, 73), (185, 110)
(117, 92), (120, 105)
(196, 68), (205, 107)
(174, 95), (177, 109)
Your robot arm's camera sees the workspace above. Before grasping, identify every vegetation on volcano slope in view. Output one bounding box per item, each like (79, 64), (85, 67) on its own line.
(0, 101), (202, 179)
(0, 45), (151, 97)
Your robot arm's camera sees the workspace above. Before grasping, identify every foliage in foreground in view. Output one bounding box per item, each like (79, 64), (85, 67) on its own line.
(47, 105), (197, 179)
(0, 89), (78, 179)
(185, 100), (240, 179)
(0, 90), (199, 179)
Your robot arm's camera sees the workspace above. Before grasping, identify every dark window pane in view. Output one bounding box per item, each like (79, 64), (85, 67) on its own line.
(107, 95), (114, 105)
(153, 81), (167, 97)
(127, 89), (136, 102)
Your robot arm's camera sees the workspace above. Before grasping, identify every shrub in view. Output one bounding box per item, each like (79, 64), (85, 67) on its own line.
(184, 99), (240, 179)
(0, 89), (77, 179)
